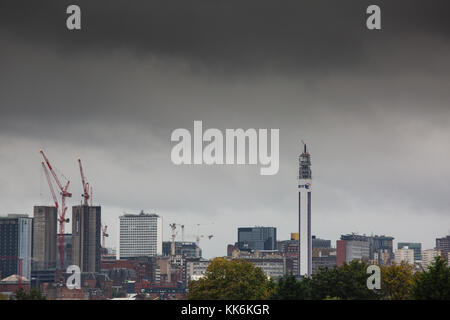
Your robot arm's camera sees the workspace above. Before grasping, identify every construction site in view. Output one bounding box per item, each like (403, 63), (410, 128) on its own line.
(0, 150), (214, 300)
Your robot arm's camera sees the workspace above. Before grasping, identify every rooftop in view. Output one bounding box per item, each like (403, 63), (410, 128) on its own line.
(0, 274), (30, 283)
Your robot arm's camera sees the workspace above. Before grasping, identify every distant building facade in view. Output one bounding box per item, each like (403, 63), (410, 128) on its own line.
(336, 234), (370, 266)
(337, 234), (395, 266)
(312, 236), (331, 249)
(56, 234), (72, 270)
(32, 206), (57, 270)
(227, 244), (238, 257)
(72, 206), (101, 272)
(368, 235), (394, 266)
(237, 227), (277, 251)
(0, 214), (33, 280)
(278, 239), (299, 275)
(163, 241), (198, 258)
(421, 249), (441, 268)
(394, 246), (415, 265)
(117, 211), (162, 259)
(247, 258), (284, 279)
(278, 240), (299, 255)
(185, 258), (209, 283)
(312, 255), (337, 273)
(397, 242), (422, 261)
(436, 235), (450, 260)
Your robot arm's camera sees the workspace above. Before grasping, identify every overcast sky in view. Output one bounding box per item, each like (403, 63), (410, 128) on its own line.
(1, 0), (450, 258)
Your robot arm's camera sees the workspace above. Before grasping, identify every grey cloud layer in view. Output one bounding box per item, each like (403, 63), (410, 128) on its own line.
(1, 0), (450, 72)
(1, 1), (450, 256)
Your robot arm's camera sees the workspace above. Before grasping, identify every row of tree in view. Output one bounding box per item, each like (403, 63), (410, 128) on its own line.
(12, 288), (46, 300)
(187, 256), (450, 300)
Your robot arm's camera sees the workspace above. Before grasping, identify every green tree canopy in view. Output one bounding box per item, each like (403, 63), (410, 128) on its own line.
(380, 262), (414, 300)
(187, 258), (274, 300)
(14, 288), (46, 300)
(270, 274), (311, 300)
(309, 261), (380, 300)
(410, 256), (450, 300)
(270, 261), (380, 300)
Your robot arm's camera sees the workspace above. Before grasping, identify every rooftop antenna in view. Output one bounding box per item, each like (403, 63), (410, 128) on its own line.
(301, 140), (307, 153)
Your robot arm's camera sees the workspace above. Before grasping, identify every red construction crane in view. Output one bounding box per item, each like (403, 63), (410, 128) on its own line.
(40, 150), (72, 270)
(78, 158), (92, 206)
(41, 162), (58, 210)
(101, 225), (109, 259)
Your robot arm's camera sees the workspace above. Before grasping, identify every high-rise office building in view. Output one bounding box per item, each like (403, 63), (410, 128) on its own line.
(72, 206), (101, 272)
(298, 143), (312, 277)
(397, 242), (422, 261)
(336, 234), (370, 266)
(436, 235), (450, 260)
(337, 233), (394, 266)
(237, 227), (277, 251)
(32, 206), (57, 270)
(117, 211), (162, 259)
(368, 235), (394, 266)
(0, 214), (33, 280)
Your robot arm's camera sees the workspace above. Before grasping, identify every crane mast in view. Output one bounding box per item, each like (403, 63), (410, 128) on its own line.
(169, 223), (178, 256)
(40, 150), (72, 270)
(184, 233), (214, 258)
(78, 158), (91, 206)
(41, 162), (58, 210)
(101, 225), (108, 259)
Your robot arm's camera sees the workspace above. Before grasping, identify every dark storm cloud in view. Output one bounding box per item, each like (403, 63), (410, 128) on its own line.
(1, 1), (450, 256)
(1, 0), (450, 72)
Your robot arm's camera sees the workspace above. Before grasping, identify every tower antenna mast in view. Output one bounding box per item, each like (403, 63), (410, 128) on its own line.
(298, 141), (312, 277)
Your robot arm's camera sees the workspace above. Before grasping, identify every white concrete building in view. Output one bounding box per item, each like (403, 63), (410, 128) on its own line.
(185, 258), (210, 283)
(346, 240), (370, 262)
(117, 211), (162, 259)
(421, 249), (441, 268)
(394, 246), (415, 265)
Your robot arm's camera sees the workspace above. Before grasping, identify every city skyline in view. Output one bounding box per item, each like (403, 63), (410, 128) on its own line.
(1, 139), (448, 259)
(0, 204), (447, 260)
(1, 1), (450, 259)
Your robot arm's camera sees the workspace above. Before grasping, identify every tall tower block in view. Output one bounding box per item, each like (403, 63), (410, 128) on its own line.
(72, 205), (101, 272)
(298, 142), (312, 277)
(33, 206), (57, 270)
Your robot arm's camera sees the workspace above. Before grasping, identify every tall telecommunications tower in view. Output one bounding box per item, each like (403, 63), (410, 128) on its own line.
(298, 141), (312, 277)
